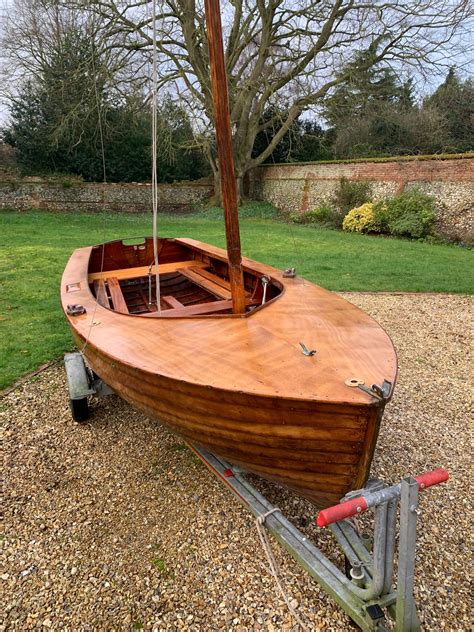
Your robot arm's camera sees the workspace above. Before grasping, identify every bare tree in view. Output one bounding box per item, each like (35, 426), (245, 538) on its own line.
(0, 0), (139, 119)
(3, 0), (472, 195)
(79, 0), (471, 199)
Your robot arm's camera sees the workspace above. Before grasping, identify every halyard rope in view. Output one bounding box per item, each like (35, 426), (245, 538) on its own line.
(151, 0), (161, 313)
(255, 509), (309, 631)
(81, 28), (107, 355)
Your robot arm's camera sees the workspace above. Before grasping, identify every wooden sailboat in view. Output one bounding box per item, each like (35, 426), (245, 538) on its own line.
(61, 0), (397, 508)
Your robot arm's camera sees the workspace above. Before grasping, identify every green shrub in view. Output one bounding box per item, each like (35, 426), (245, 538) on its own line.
(333, 177), (372, 214)
(289, 209), (313, 224)
(306, 204), (334, 224)
(307, 203), (345, 228)
(291, 203), (345, 228)
(371, 201), (390, 233)
(460, 231), (474, 248)
(374, 189), (435, 239)
(342, 203), (377, 233)
(288, 211), (306, 223)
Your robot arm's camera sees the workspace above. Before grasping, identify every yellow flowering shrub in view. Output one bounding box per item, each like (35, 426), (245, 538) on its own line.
(342, 202), (377, 233)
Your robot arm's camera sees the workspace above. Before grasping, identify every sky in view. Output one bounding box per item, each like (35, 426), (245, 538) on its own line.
(0, 0), (11, 125)
(0, 0), (472, 128)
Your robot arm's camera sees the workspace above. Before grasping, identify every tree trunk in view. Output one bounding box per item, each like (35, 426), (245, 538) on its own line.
(212, 170), (246, 207)
(236, 174), (245, 205)
(211, 169), (222, 206)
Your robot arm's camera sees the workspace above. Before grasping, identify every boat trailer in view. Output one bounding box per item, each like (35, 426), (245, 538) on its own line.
(190, 445), (447, 632)
(65, 351), (449, 631)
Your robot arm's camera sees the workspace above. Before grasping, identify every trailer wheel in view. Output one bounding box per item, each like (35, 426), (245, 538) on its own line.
(70, 397), (89, 423)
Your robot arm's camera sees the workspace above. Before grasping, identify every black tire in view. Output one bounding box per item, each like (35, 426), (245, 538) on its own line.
(70, 397), (89, 423)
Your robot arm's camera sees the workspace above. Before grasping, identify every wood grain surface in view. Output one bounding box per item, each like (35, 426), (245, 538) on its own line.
(61, 237), (397, 507)
(204, 0), (246, 314)
(88, 260), (205, 282)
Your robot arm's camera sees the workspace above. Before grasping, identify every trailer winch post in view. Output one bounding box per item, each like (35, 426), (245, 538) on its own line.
(395, 477), (421, 631)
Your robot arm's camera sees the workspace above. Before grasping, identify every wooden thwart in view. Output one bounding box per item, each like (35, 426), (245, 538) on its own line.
(162, 295), (184, 309)
(188, 266), (251, 296)
(178, 267), (233, 300)
(190, 266), (232, 291)
(88, 259), (207, 282)
(143, 298), (259, 318)
(142, 299), (233, 317)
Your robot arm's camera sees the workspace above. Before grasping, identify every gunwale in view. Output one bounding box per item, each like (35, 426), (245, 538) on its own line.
(61, 237), (398, 408)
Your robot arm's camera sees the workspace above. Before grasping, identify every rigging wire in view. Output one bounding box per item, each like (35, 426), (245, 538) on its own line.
(287, 218), (306, 285)
(81, 29), (107, 355)
(151, 0), (161, 313)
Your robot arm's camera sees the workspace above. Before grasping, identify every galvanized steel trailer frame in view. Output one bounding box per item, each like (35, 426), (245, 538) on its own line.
(189, 445), (448, 631)
(64, 351), (449, 632)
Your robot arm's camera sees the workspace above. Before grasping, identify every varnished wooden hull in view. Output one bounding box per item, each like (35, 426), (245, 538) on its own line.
(61, 238), (397, 507)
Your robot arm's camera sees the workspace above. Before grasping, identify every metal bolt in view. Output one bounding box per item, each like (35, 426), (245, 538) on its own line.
(350, 560), (365, 584)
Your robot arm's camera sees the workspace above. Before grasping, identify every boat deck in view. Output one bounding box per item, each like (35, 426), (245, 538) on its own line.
(61, 237), (397, 405)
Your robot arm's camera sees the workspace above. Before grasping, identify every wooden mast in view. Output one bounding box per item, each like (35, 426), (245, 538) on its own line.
(203, 0), (246, 314)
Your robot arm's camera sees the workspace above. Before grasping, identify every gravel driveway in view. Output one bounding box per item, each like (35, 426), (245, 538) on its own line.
(2, 294), (472, 631)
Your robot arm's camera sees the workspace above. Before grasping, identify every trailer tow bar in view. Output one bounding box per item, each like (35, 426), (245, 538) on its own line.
(189, 444), (448, 632)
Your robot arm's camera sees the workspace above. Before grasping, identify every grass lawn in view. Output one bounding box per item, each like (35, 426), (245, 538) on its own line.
(1, 204), (472, 390)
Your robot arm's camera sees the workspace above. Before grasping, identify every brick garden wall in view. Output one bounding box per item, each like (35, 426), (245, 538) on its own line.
(1, 155), (473, 239)
(248, 156), (474, 240)
(0, 178), (213, 214)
